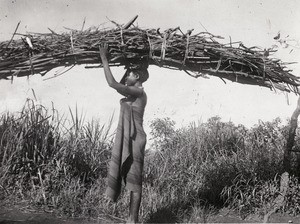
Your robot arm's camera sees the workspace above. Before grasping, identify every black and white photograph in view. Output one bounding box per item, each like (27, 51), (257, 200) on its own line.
(0, 0), (300, 223)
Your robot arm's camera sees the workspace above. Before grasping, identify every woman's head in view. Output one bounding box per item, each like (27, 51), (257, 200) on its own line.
(121, 68), (149, 86)
(131, 68), (149, 83)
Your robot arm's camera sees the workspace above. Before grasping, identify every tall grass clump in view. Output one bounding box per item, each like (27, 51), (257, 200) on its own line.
(1, 100), (300, 222)
(141, 116), (300, 222)
(0, 100), (62, 197)
(0, 99), (114, 218)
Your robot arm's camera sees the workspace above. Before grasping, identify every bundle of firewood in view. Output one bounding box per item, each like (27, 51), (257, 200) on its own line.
(0, 17), (299, 93)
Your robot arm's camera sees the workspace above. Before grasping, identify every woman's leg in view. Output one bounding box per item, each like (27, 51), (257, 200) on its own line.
(128, 191), (142, 223)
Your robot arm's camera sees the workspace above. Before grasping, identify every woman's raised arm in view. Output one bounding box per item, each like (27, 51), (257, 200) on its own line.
(99, 44), (143, 97)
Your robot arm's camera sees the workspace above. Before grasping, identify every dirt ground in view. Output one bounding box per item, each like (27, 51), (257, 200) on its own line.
(0, 206), (103, 224)
(0, 201), (116, 224)
(0, 201), (299, 223)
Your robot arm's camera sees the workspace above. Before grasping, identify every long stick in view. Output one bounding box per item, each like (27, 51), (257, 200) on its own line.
(5, 21), (21, 49)
(123, 15), (138, 29)
(81, 17), (86, 31)
(283, 95), (300, 172)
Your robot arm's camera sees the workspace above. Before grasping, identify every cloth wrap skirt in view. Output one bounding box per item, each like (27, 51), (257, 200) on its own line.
(105, 101), (146, 202)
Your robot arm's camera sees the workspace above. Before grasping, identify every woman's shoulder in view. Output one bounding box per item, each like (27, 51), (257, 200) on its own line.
(139, 87), (147, 99)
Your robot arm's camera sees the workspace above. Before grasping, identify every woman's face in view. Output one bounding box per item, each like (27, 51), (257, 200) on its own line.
(125, 72), (139, 86)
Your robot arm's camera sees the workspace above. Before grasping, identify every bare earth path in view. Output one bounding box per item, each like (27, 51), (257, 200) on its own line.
(0, 201), (112, 224)
(0, 206), (103, 224)
(1, 201), (300, 223)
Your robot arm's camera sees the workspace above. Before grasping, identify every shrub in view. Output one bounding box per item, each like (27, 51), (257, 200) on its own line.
(0, 100), (113, 212)
(1, 102), (300, 222)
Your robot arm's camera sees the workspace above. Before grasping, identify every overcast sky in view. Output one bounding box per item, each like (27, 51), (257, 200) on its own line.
(1, 0), (300, 134)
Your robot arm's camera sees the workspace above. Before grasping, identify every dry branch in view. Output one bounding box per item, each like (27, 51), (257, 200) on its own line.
(0, 19), (299, 93)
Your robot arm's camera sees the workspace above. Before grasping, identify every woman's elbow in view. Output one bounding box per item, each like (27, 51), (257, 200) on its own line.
(108, 82), (118, 89)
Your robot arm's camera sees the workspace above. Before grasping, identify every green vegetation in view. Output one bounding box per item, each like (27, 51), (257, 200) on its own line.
(1, 100), (300, 222)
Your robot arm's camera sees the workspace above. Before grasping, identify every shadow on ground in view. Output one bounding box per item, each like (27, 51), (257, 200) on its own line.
(145, 206), (179, 223)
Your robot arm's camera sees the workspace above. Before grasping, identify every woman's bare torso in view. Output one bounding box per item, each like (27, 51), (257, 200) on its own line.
(121, 89), (147, 110)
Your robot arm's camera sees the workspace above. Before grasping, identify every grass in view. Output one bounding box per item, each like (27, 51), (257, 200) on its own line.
(1, 100), (300, 222)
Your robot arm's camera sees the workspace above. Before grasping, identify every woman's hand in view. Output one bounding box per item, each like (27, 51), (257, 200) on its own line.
(99, 43), (109, 59)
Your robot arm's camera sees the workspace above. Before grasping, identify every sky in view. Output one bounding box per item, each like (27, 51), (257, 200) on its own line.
(0, 0), (300, 136)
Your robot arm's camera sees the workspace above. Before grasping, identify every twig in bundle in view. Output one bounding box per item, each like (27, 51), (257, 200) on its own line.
(199, 21), (208, 32)
(184, 70), (202, 78)
(43, 65), (76, 81)
(219, 77), (227, 84)
(48, 28), (61, 36)
(123, 15), (138, 29)
(5, 21), (21, 50)
(10, 69), (20, 84)
(81, 17), (86, 31)
(183, 33), (190, 65)
(269, 79), (277, 93)
(106, 17), (122, 29)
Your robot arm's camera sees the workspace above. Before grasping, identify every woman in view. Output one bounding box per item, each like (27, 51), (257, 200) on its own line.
(99, 44), (149, 223)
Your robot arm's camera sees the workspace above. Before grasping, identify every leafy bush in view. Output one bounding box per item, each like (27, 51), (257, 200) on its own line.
(144, 116), (300, 221)
(0, 100), (113, 214)
(1, 102), (300, 222)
